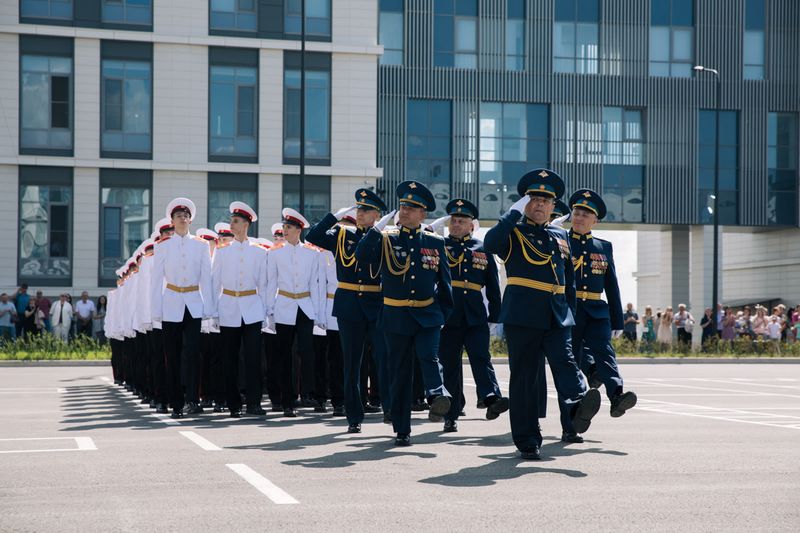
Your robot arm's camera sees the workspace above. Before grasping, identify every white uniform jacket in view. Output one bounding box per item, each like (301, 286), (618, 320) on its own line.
(150, 233), (214, 323)
(212, 238), (269, 327)
(321, 249), (338, 332)
(266, 241), (323, 326)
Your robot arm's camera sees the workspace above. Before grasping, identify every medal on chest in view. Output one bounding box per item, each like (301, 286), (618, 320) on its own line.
(421, 247), (440, 271)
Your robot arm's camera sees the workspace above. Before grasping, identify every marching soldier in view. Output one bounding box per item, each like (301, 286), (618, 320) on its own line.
(484, 170), (601, 460)
(211, 202), (268, 418)
(193, 228), (218, 411)
(355, 181), (453, 446)
(306, 189), (390, 433)
(150, 198), (214, 419)
(439, 199), (509, 433)
(567, 189), (637, 419)
(149, 219), (174, 414)
(266, 208), (325, 417)
(271, 223), (285, 244)
(134, 237), (157, 408)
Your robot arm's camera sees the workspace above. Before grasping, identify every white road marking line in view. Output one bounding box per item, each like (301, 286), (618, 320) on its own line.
(100, 376), (111, 382)
(689, 378), (800, 391)
(180, 431), (221, 451)
(624, 379), (800, 399)
(0, 437), (97, 454)
(226, 464), (299, 505)
(635, 398), (800, 429)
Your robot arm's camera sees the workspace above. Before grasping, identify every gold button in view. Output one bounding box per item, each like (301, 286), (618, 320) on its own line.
(411, 275), (415, 279)
(409, 236), (413, 239)
(463, 290), (468, 294)
(410, 290), (415, 294)
(583, 286), (587, 289)
(411, 262), (415, 266)
(358, 293), (362, 296)
(410, 248), (414, 252)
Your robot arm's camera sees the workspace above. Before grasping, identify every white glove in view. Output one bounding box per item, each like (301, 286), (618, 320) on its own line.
(315, 321), (327, 330)
(509, 195), (530, 214)
(211, 317), (220, 330)
(550, 212), (570, 228)
(267, 315), (276, 331)
(152, 319), (162, 329)
(334, 205), (357, 220)
(429, 215), (450, 233)
(375, 210), (396, 231)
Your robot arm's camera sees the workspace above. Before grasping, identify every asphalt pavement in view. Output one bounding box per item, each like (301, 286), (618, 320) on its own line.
(1, 363), (798, 532)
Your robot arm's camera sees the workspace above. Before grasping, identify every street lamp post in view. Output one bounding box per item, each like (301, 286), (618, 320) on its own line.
(694, 65), (721, 323)
(299, 0), (306, 217)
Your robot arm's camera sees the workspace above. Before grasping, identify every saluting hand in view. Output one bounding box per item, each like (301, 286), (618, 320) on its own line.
(375, 210), (397, 231)
(509, 194), (530, 214)
(334, 205), (357, 220)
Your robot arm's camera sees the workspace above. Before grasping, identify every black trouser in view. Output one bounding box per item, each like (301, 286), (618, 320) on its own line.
(148, 328), (167, 405)
(677, 327), (691, 346)
(110, 338), (123, 383)
(263, 333), (281, 405)
(123, 337), (136, 389)
(77, 320), (92, 337)
(622, 331), (637, 343)
(162, 307), (201, 412)
(275, 309), (314, 409)
(313, 330), (344, 407)
(220, 321), (262, 412)
(199, 332), (225, 404)
(360, 343), (381, 407)
(135, 332), (151, 398)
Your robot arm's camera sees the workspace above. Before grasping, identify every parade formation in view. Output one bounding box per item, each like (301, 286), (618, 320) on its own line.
(103, 170), (637, 460)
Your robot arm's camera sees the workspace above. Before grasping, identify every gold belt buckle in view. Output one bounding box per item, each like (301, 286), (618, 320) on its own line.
(407, 300), (417, 307)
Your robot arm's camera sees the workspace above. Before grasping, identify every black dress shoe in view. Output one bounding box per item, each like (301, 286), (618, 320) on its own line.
(364, 403), (382, 413)
(213, 403), (224, 413)
(485, 396), (510, 420)
(245, 406), (266, 416)
(428, 395), (451, 422)
(411, 400), (428, 412)
(394, 433), (411, 446)
(149, 399), (157, 408)
(185, 402), (204, 415)
(347, 423), (361, 433)
(588, 372), (603, 390)
(476, 398), (486, 409)
(332, 405), (346, 417)
(170, 410), (183, 419)
(140, 396), (150, 405)
(300, 397), (316, 408)
(200, 399), (213, 408)
(156, 404), (168, 414)
(443, 419), (458, 433)
(519, 446), (541, 460)
(283, 408), (297, 418)
(270, 405), (283, 412)
(230, 410), (241, 418)
(610, 391), (638, 418)
(383, 413), (392, 425)
(561, 432), (584, 444)
(571, 389), (601, 434)
(314, 405), (328, 413)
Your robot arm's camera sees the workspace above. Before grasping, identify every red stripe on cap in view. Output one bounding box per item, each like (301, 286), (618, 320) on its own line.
(171, 205), (190, 215)
(232, 208), (252, 221)
(159, 223), (174, 231)
(283, 215), (304, 227)
(200, 235), (217, 241)
(217, 229), (233, 236)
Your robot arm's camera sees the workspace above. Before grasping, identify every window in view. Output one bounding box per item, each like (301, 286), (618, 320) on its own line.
(506, 0), (525, 71)
(282, 175), (331, 226)
(209, 47), (258, 163)
(434, 0), (478, 68)
(478, 103), (549, 217)
(208, 173), (259, 237)
(768, 113), (798, 225)
(210, 0), (257, 33)
(102, 0), (152, 26)
(744, 0), (766, 80)
(18, 166), (72, 286)
(649, 0), (694, 78)
(101, 41), (152, 158)
(554, 106), (602, 164)
(285, 0), (332, 39)
(698, 110), (738, 224)
(379, 0), (404, 66)
(20, 36), (73, 156)
(407, 99), (451, 214)
(99, 170), (151, 285)
(283, 52), (331, 164)
(20, 0), (72, 20)
(602, 108), (645, 222)
(553, 0), (600, 74)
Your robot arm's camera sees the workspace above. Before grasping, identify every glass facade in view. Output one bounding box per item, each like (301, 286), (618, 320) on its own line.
(99, 171), (150, 285)
(209, 61), (258, 161)
(602, 107), (645, 222)
(20, 54), (72, 153)
(208, 173), (259, 237)
(282, 175), (331, 226)
(698, 110), (739, 224)
(18, 168), (72, 285)
(407, 99), (452, 215)
(283, 52), (331, 164)
(102, 0), (152, 26)
(744, 0), (766, 80)
(285, 0), (332, 39)
(553, 0), (600, 74)
(210, 0), (257, 33)
(21, 0), (72, 20)
(101, 59), (152, 156)
(649, 0), (694, 78)
(379, 0), (404, 66)
(433, 0), (478, 69)
(478, 103), (549, 217)
(768, 112), (798, 225)
(505, 0), (525, 71)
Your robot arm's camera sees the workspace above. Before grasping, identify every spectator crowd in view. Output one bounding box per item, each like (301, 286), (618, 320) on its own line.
(0, 284), (108, 345)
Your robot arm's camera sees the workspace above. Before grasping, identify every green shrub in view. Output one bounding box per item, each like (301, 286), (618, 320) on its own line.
(0, 332), (111, 360)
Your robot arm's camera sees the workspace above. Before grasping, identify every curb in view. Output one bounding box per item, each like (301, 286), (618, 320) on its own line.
(0, 360), (111, 367)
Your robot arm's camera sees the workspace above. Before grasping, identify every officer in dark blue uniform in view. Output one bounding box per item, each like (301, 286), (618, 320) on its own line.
(568, 189), (637, 418)
(439, 199), (508, 433)
(306, 188), (390, 434)
(484, 169), (601, 460)
(355, 180), (453, 446)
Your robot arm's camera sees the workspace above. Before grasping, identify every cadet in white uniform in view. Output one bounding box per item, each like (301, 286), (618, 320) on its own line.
(266, 208), (325, 417)
(149, 220), (174, 413)
(211, 202), (268, 418)
(150, 198), (214, 419)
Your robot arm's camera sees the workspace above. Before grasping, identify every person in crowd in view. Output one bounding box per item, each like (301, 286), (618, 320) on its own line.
(700, 307), (715, 349)
(23, 299), (45, 337)
(12, 284), (30, 338)
(50, 293), (73, 341)
(641, 305), (656, 351)
(752, 306), (768, 340)
(791, 305), (800, 343)
(35, 291), (51, 332)
(657, 306), (673, 350)
(715, 302), (724, 338)
(0, 293), (17, 342)
(721, 307), (737, 345)
(623, 303), (638, 344)
(74, 291), (96, 338)
(673, 303), (693, 348)
(767, 315), (782, 354)
(94, 295), (107, 344)
(739, 307), (754, 339)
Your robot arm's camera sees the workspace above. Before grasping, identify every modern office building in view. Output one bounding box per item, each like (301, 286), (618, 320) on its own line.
(1, 0), (799, 316)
